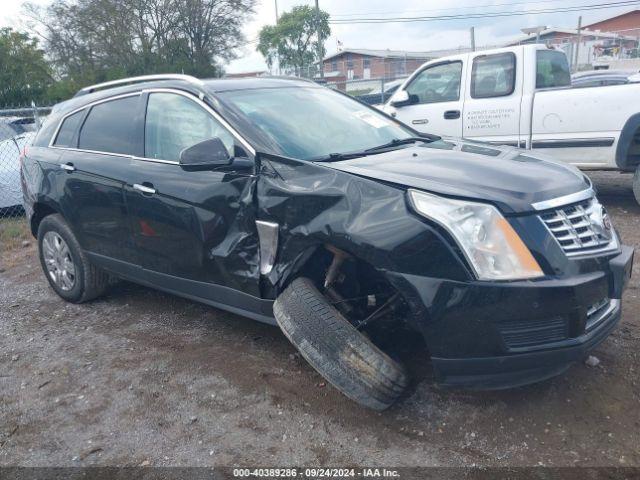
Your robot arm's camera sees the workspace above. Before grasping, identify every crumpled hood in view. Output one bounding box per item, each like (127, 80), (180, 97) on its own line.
(322, 138), (590, 214)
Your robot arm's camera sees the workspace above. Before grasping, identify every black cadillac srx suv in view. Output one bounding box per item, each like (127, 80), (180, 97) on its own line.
(21, 74), (634, 410)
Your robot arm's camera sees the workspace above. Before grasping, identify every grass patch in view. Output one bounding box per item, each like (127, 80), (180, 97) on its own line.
(347, 88), (373, 97)
(0, 216), (31, 255)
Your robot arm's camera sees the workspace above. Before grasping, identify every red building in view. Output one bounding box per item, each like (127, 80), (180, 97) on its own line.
(585, 9), (640, 38)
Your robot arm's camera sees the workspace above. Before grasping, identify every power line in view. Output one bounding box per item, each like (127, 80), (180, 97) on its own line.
(329, 0), (640, 24)
(330, 0), (601, 18)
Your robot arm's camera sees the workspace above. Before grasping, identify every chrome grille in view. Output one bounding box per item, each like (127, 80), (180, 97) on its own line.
(539, 197), (616, 256)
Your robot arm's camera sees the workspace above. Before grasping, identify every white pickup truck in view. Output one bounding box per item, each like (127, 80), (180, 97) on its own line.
(383, 44), (640, 204)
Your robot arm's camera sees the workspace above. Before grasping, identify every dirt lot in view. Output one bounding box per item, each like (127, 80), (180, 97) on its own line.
(1, 171), (639, 467)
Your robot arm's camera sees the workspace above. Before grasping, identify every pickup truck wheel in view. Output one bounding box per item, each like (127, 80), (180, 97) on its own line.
(273, 277), (409, 410)
(634, 166), (640, 205)
(37, 214), (112, 303)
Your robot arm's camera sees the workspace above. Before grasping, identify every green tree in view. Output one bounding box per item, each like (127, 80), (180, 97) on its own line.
(257, 5), (330, 77)
(22, 0), (255, 90)
(0, 28), (52, 107)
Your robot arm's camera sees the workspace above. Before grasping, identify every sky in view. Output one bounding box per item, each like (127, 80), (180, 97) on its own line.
(1, 0), (638, 73)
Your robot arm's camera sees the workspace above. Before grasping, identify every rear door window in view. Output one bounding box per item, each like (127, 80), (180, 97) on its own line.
(78, 95), (139, 155)
(471, 52), (516, 98)
(53, 110), (84, 147)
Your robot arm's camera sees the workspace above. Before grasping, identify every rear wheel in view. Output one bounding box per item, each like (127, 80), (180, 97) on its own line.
(37, 214), (112, 303)
(274, 277), (409, 410)
(634, 166), (640, 205)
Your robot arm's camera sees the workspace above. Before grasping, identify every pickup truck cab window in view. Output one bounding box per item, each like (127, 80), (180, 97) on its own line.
(536, 50), (571, 89)
(78, 95), (139, 155)
(53, 110), (84, 148)
(471, 52), (516, 98)
(406, 62), (462, 105)
(144, 92), (235, 161)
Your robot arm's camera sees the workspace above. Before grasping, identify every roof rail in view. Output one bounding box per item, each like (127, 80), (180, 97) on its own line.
(74, 74), (204, 97)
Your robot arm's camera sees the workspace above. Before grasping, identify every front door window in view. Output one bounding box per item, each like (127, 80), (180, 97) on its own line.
(144, 92), (235, 162)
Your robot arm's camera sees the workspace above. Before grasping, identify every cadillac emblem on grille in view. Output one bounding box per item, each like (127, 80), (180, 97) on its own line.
(589, 205), (613, 241)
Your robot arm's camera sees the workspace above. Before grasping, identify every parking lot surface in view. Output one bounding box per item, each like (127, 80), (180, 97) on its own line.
(1, 171), (639, 467)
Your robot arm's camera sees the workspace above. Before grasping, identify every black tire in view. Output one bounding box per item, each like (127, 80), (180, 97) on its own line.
(634, 166), (640, 206)
(274, 277), (409, 410)
(37, 214), (111, 303)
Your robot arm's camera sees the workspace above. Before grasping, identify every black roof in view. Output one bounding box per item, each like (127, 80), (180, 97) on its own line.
(203, 77), (316, 92)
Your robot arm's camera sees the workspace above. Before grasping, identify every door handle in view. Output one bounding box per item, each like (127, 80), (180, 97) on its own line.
(60, 162), (75, 172)
(133, 183), (156, 195)
(444, 110), (461, 120)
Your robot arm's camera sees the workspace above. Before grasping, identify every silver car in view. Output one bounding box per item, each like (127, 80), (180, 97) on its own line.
(0, 132), (35, 213)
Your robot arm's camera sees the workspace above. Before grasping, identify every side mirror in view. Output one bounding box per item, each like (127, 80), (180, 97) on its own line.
(390, 90), (418, 107)
(179, 137), (232, 170)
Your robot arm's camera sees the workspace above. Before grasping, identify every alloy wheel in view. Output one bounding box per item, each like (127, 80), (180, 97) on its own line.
(42, 231), (76, 291)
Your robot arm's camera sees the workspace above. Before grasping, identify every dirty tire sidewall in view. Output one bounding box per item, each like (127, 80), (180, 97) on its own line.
(37, 214), (110, 303)
(634, 166), (640, 206)
(274, 277), (409, 410)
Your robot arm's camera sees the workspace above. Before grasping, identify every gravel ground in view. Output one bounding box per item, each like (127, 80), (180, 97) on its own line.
(0, 171), (639, 467)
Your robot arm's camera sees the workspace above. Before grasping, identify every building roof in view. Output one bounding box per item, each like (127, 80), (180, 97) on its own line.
(585, 9), (640, 28)
(323, 48), (434, 62)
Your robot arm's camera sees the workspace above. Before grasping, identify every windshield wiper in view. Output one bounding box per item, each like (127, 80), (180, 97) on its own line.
(314, 135), (439, 162)
(314, 152), (371, 162)
(364, 136), (437, 153)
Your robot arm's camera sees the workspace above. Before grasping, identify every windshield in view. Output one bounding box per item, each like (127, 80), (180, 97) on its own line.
(219, 86), (415, 160)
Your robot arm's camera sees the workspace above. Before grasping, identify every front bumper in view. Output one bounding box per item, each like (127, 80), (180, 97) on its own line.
(431, 298), (621, 389)
(393, 245), (634, 389)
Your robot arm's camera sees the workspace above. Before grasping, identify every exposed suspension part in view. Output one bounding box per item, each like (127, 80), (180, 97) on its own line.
(322, 245), (404, 330)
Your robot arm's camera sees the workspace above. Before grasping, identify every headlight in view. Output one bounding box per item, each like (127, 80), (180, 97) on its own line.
(408, 189), (544, 280)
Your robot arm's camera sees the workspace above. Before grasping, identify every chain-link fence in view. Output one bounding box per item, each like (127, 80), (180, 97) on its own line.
(0, 105), (51, 221)
(325, 76), (409, 106)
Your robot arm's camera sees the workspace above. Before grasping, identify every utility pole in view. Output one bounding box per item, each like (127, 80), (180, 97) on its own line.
(574, 16), (582, 71)
(274, 0), (279, 75)
(316, 0), (324, 79)
(470, 27), (476, 52)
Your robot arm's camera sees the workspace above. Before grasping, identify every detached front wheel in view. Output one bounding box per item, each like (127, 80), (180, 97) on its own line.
(274, 277), (409, 410)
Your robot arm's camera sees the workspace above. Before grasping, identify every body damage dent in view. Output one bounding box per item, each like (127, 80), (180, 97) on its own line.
(255, 153), (471, 309)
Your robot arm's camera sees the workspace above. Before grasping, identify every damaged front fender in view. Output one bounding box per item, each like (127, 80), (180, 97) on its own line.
(254, 153), (471, 307)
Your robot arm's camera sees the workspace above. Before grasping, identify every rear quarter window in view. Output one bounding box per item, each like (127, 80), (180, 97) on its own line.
(536, 50), (571, 89)
(53, 110), (85, 147)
